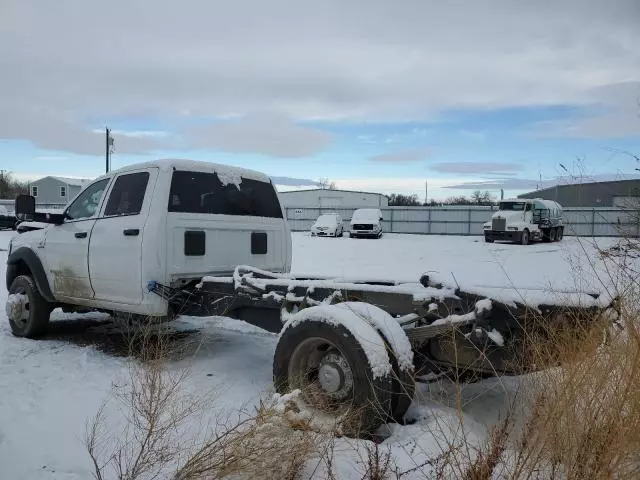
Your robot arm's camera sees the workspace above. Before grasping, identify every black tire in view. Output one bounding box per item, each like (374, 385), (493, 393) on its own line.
(341, 302), (415, 424)
(378, 334), (414, 423)
(549, 228), (557, 242)
(485, 236), (494, 243)
(520, 229), (530, 245)
(274, 318), (392, 436)
(7, 275), (52, 338)
(557, 227), (564, 241)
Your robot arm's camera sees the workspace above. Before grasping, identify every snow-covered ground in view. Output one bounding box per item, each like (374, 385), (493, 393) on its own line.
(0, 231), (623, 478)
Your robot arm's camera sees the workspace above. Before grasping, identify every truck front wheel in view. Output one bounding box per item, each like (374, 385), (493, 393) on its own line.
(7, 275), (52, 338)
(520, 229), (530, 245)
(273, 307), (393, 436)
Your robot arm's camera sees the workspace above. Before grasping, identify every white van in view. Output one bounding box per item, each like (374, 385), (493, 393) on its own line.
(350, 208), (383, 239)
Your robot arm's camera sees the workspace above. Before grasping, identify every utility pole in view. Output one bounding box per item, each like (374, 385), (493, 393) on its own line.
(105, 127), (114, 173)
(425, 180), (428, 204)
(105, 127), (110, 173)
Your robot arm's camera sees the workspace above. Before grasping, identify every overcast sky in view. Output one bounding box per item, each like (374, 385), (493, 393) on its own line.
(1, 0), (639, 199)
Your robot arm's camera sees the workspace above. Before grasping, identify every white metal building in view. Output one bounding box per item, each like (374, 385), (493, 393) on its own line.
(278, 188), (389, 208)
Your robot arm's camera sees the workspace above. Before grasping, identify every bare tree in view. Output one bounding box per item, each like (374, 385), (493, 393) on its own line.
(0, 171), (28, 199)
(388, 193), (421, 206)
(471, 190), (495, 206)
(317, 178), (337, 190)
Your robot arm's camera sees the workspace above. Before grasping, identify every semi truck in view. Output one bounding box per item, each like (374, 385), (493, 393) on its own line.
(5, 160), (613, 435)
(484, 198), (564, 245)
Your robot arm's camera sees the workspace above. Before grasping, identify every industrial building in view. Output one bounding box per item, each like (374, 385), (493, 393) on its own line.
(278, 188), (389, 208)
(518, 179), (640, 208)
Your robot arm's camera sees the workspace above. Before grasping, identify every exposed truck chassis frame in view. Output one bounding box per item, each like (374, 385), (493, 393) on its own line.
(147, 266), (616, 434)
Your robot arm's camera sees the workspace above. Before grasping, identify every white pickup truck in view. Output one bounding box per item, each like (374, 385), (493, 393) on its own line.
(6, 159), (292, 337)
(5, 161), (611, 435)
(483, 198), (564, 245)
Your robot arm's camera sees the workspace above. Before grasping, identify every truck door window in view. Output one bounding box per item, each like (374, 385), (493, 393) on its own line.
(168, 171), (283, 218)
(104, 172), (150, 217)
(65, 179), (110, 221)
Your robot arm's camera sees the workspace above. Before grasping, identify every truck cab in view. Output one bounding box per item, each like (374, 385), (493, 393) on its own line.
(483, 198), (564, 245)
(6, 159), (292, 336)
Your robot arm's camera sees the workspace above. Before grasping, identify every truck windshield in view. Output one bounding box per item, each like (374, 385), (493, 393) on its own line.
(499, 202), (526, 211)
(168, 171), (283, 218)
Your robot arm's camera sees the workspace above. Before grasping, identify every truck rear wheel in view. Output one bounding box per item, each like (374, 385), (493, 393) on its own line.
(7, 275), (52, 338)
(273, 307), (393, 436)
(332, 302), (415, 423)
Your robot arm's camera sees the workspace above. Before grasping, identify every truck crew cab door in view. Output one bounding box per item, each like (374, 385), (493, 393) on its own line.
(88, 168), (157, 305)
(43, 178), (112, 300)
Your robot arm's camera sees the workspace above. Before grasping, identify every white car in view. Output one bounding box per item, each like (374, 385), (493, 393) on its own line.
(311, 213), (344, 237)
(350, 208), (383, 239)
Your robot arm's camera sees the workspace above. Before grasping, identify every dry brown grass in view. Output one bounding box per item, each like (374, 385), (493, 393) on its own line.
(505, 305), (640, 479)
(85, 235), (640, 479)
(85, 319), (326, 480)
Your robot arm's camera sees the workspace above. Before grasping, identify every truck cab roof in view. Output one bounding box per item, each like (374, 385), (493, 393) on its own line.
(97, 158), (272, 185)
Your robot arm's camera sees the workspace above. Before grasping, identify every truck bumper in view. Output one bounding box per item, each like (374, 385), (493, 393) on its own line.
(485, 230), (522, 242)
(350, 231), (380, 238)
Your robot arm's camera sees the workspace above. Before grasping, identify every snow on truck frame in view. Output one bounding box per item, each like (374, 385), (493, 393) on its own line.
(484, 198), (564, 245)
(5, 159), (616, 436)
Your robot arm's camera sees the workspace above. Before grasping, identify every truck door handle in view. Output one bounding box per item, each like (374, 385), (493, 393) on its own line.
(123, 228), (140, 236)
(74, 232), (87, 239)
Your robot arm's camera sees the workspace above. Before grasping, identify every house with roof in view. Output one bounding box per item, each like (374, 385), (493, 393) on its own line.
(29, 176), (92, 207)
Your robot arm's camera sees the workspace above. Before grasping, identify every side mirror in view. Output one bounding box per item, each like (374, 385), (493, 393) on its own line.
(15, 194), (36, 220)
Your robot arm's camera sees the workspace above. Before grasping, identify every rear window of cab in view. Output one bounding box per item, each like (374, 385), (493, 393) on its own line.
(167, 170), (283, 219)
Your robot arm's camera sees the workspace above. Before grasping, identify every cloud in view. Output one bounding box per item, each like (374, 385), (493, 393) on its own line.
(0, 106), (172, 155)
(369, 148), (431, 163)
(1, 0), (639, 156)
(445, 172), (640, 190)
(460, 130), (487, 141)
(186, 113), (332, 158)
(430, 162), (523, 174)
(529, 82), (640, 138)
(334, 176), (456, 195)
(35, 155), (68, 161)
(93, 129), (170, 139)
(270, 176), (320, 187)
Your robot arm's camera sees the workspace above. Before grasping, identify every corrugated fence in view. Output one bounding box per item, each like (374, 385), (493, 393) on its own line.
(286, 206), (640, 237)
(2, 199), (637, 237)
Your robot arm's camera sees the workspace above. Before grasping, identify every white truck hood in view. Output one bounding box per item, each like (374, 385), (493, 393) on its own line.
(485, 210), (525, 226)
(351, 210), (381, 224)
